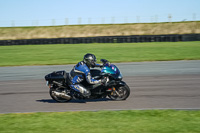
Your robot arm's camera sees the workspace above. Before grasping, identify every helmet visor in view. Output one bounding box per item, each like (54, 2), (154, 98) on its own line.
(90, 58), (96, 66)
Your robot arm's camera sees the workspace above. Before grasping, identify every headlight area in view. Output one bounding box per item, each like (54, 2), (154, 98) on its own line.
(118, 73), (123, 80)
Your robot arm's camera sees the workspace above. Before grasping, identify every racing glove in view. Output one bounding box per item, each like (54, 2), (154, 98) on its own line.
(101, 77), (107, 85)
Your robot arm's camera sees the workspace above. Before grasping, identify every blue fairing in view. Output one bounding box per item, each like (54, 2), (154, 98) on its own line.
(101, 64), (121, 77)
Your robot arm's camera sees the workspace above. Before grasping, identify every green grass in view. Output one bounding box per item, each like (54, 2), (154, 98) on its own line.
(0, 41), (200, 66)
(0, 110), (200, 133)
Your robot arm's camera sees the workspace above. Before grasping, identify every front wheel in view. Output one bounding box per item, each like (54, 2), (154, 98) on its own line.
(108, 84), (130, 100)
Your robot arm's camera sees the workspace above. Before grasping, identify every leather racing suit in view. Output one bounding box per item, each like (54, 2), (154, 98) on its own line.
(68, 61), (102, 97)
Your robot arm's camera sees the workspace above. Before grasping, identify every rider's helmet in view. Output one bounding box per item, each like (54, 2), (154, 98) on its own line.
(83, 53), (97, 67)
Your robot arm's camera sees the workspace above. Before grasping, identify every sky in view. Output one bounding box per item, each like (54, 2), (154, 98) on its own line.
(0, 0), (200, 27)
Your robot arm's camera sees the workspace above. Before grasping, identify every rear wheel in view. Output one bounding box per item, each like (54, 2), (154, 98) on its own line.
(108, 84), (130, 100)
(49, 87), (71, 103)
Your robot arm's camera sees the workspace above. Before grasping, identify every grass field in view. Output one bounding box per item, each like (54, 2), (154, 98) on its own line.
(0, 110), (199, 133)
(0, 41), (200, 66)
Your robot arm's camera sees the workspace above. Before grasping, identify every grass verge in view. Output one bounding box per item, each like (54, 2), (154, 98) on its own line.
(0, 110), (200, 133)
(0, 41), (200, 66)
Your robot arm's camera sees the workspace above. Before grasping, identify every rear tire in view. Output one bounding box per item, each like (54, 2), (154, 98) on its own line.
(108, 84), (130, 101)
(49, 87), (71, 103)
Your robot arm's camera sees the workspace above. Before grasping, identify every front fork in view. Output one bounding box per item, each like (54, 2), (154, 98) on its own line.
(107, 86), (121, 97)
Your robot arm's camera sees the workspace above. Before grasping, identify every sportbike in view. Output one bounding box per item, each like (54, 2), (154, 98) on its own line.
(45, 59), (130, 102)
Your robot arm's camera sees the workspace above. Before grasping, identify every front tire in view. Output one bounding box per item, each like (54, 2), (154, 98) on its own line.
(108, 84), (130, 100)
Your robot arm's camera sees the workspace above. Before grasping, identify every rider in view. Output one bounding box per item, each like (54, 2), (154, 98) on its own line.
(68, 53), (106, 98)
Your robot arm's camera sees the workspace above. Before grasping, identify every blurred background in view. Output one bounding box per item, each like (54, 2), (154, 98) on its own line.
(0, 0), (199, 27)
(0, 14), (199, 27)
(0, 0), (200, 42)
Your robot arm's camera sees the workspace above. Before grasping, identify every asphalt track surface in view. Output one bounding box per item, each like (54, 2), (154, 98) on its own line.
(0, 60), (200, 114)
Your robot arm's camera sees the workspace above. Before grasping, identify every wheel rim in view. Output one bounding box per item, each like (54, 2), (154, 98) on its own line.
(109, 86), (128, 100)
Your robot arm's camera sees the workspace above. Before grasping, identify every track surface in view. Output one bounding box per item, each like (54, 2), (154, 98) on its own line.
(0, 60), (200, 113)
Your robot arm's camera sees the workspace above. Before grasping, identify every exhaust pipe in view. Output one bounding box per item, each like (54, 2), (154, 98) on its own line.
(52, 91), (71, 100)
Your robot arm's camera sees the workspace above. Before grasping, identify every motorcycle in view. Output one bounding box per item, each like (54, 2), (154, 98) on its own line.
(44, 59), (130, 102)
